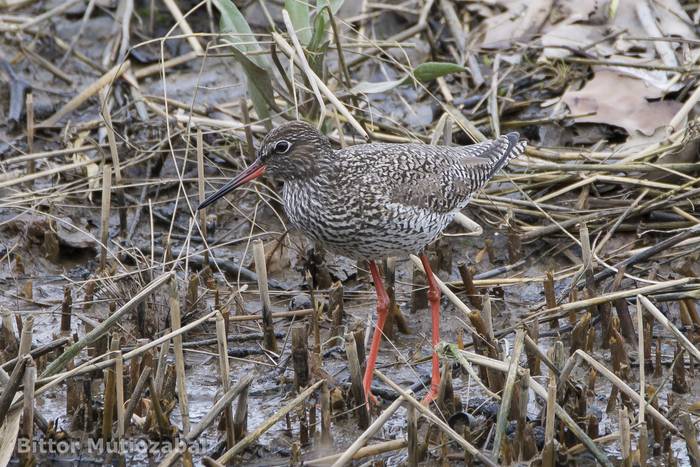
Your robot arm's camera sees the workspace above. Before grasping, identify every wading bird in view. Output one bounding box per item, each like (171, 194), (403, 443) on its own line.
(199, 121), (526, 404)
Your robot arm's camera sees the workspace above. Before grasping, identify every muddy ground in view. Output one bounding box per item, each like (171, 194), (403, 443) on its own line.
(1, 0), (700, 466)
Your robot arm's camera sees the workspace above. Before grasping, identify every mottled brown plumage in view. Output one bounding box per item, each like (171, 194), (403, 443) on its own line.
(199, 121), (526, 404)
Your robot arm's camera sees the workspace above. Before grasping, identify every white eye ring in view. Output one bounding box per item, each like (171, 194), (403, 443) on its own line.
(275, 140), (291, 154)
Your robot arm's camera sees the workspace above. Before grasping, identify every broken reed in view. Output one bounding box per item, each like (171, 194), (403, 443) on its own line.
(252, 239), (278, 352)
(99, 164), (112, 271)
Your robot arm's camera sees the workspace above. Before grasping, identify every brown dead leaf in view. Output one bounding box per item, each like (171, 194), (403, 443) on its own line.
(478, 0), (553, 49)
(541, 23), (607, 59)
(561, 69), (682, 135)
(613, 0), (696, 41)
(551, 0), (607, 24)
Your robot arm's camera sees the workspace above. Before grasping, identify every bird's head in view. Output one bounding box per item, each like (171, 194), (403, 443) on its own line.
(198, 121), (332, 210)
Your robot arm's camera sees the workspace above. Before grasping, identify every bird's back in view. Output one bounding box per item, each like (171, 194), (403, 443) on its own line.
(283, 133), (526, 259)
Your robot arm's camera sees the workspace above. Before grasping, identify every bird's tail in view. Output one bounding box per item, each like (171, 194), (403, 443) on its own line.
(485, 132), (526, 179)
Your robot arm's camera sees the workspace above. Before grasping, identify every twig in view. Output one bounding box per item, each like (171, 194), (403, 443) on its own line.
(41, 271), (174, 377)
(306, 439), (407, 466)
(216, 380), (324, 464)
(186, 374), (254, 443)
(124, 367), (151, 431)
(39, 61), (131, 127)
(574, 350), (677, 433)
(161, 0), (204, 54)
(453, 350), (612, 466)
(272, 32), (368, 141)
(638, 294), (700, 363)
(375, 370), (498, 467)
(492, 329), (525, 459)
(331, 395), (406, 467)
(0, 356), (29, 427)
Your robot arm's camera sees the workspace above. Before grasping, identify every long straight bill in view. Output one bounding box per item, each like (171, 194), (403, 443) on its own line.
(198, 160), (266, 210)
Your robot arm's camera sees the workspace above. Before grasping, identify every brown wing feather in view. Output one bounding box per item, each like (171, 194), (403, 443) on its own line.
(388, 133), (525, 213)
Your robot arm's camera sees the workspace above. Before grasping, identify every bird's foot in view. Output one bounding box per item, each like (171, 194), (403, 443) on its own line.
(363, 376), (380, 407)
(366, 390), (379, 407)
(421, 384), (440, 406)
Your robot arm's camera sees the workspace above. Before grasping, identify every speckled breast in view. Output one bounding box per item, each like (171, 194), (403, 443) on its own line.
(282, 181), (454, 260)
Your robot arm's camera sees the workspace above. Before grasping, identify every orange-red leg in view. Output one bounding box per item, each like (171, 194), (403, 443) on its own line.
(362, 260), (390, 405)
(420, 254), (441, 405)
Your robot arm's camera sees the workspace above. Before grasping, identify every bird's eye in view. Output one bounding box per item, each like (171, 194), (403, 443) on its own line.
(275, 140), (291, 154)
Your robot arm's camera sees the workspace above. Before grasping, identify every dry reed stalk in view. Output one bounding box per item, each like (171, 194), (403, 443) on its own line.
(252, 239), (278, 352)
(99, 165), (112, 271)
(542, 374), (557, 467)
(407, 403), (418, 467)
(329, 282), (344, 337)
(20, 357), (35, 466)
(41, 271), (174, 378)
(522, 278), (690, 329)
(216, 380), (324, 464)
(680, 412), (700, 466)
(492, 329), (525, 460)
(638, 294), (700, 363)
(196, 129), (209, 267)
(17, 317), (32, 359)
(543, 271), (559, 330)
(306, 440), (407, 466)
(60, 287), (72, 335)
(637, 300), (649, 464)
(115, 351), (125, 438)
(0, 154), (110, 191)
(233, 381), (248, 443)
(480, 294), (495, 342)
(411, 260), (428, 312)
(40, 61), (131, 127)
(11, 0), (83, 31)
(161, 0), (203, 54)
(0, 337), (70, 373)
(0, 355), (27, 426)
(147, 376), (171, 434)
(320, 381), (331, 446)
(187, 374), (253, 443)
(124, 367), (151, 431)
(34, 308), (216, 389)
(153, 340), (170, 395)
(458, 263), (482, 309)
(227, 308), (312, 322)
(101, 333), (119, 441)
(446, 343), (500, 399)
(25, 92), (34, 175)
(436, 362), (455, 414)
(344, 332), (370, 429)
(524, 323), (541, 376)
(291, 325), (310, 391)
(574, 350), (676, 433)
(375, 370), (498, 467)
(239, 97), (255, 158)
(453, 349), (611, 466)
(101, 94), (126, 234)
(169, 278), (190, 435)
(330, 395), (406, 467)
(215, 311), (235, 450)
(619, 407), (632, 467)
